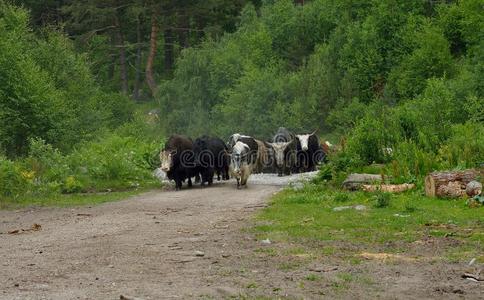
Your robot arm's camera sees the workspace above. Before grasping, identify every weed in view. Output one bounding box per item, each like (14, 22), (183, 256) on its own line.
(334, 193), (350, 203)
(373, 192), (391, 208)
(305, 274), (319, 281)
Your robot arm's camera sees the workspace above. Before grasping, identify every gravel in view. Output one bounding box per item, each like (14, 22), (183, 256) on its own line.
(155, 168), (320, 188)
(248, 171), (319, 186)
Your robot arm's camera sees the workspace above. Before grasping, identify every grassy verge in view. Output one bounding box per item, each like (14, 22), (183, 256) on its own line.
(255, 183), (484, 263)
(0, 183), (160, 210)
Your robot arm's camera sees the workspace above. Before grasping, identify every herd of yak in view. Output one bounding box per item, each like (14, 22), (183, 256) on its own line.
(159, 127), (329, 190)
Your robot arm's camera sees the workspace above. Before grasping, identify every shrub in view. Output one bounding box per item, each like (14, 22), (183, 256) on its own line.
(390, 140), (438, 183)
(334, 192), (350, 203)
(62, 176), (84, 194)
(403, 198), (417, 213)
(373, 192), (391, 208)
(437, 122), (484, 169)
(0, 157), (29, 198)
(26, 138), (70, 183)
(68, 134), (158, 189)
(345, 112), (400, 165)
(327, 98), (369, 134)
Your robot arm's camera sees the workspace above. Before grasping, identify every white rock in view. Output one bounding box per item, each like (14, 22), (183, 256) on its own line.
(153, 168), (168, 182)
(333, 206), (352, 212)
(354, 205), (367, 211)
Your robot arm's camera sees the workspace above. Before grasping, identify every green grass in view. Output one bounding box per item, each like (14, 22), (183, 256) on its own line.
(256, 183), (484, 262)
(0, 186), (159, 209)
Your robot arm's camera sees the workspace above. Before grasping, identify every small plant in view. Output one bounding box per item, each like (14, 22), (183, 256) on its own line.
(373, 192), (391, 208)
(404, 199), (417, 212)
(246, 282), (257, 289)
(314, 164), (333, 182)
(62, 176), (84, 194)
(334, 192), (350, 203)
(305, 274), (319, 281)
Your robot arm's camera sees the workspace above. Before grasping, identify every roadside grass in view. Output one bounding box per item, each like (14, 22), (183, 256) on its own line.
(255, 183), (484, 263)
(0, 184), (160, 209)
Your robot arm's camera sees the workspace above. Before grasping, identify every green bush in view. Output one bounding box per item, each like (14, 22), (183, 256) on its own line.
(390, 141), (438, 183)
(437, 122), (484, 169)
(345, 111), (400, 165)
(68, 134), (159, 189)
(373, 192), (391, 208)
(62, 176), (84, 194)
(0, 156), (29, 198)
(26, 138), (70, 183)
(334, 192), (350, 203)
(0, 3), (135, 157)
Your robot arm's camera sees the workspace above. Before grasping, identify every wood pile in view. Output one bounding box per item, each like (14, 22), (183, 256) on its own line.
(424, 169), (483, 198)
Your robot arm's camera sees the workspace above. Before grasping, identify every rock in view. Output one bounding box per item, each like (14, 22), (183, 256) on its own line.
(333, 206), (352, 212)
(291, 182), (304, 191)
(153, 168), (167, 182)
(342, 173), (383, 191)
(195, 251), (205, 257)
(354, 205), (367, 211)
(260, 239), (271, 245)
(468, 258), (476, 266)
(333, 205), (367, 212)
(466, 181), (482, 197)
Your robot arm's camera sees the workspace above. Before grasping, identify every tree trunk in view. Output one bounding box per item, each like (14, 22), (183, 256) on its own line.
(178, 14), (190, 49)
(133, 16), (143, 101)
(425, 169), (483, 198)
(107, 34), (116, 81)
(362, 183), (415, 193)
(146, 11), (159, 97)
(164, 28), (174, 72)
(114, 14), (129, 95)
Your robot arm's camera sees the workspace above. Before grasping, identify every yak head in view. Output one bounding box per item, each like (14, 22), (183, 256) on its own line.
(160, 149), (175, 172)
(296, 130), (317, 151)
(230, 141), (249, 176)
(268, 141), (292, 168)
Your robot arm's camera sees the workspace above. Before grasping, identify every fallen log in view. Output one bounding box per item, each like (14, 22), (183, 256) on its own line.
(342, 173), (384, 191)
(362, 183), (415, 193)
(424, 169), (483, 198)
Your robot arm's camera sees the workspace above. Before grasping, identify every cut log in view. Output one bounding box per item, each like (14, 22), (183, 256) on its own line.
(342, 173), (384, 191)
(362, 183), (415, 193)
(425, 169), (483, 198)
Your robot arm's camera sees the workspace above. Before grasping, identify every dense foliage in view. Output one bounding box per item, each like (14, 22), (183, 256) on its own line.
(0, 1), (482, 203)
(0, 2), (133, 157)
(158, 0), (483, 181)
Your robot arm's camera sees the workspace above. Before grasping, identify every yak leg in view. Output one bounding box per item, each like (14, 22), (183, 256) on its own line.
(224, 167), (230, 180)
(175, 178), (183, 191)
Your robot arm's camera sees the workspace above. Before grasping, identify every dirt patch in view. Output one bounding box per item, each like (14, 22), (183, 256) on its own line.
(0, 183), (281, 299)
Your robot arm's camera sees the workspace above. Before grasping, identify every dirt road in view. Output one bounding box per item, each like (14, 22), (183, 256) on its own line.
(0, 180), (285, 300)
